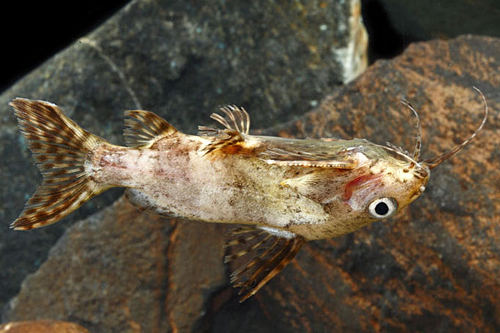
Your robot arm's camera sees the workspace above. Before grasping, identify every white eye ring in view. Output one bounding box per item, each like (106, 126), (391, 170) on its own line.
(368, 197), (398, 219)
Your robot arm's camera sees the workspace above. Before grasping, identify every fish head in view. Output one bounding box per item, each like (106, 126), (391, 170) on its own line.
(347, 86), (488, 225)
(342, 151), (430, 224)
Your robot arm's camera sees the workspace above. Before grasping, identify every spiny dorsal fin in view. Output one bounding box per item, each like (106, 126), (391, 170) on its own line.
(225, 226), (305, 302)
(199, 105), (250, 156)
(10, 98), (108, 230)
(124, 110), (178, 147)
(211, 105), (250, 134)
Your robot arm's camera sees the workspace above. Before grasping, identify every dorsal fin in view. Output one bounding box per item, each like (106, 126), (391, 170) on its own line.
(225, 226), (305, 302)
(211, 105), (250, 134)
(199, 105), (251, 156)
(124, 110), (178, 147)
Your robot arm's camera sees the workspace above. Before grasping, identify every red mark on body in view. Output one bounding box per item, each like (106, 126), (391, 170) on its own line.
(343, 174), (382, 201)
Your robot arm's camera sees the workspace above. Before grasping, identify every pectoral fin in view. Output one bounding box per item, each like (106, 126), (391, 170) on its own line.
(224, 226), (305, 302)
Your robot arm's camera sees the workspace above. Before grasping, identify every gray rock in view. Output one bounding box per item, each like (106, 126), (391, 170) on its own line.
(0, 0), (367, 311)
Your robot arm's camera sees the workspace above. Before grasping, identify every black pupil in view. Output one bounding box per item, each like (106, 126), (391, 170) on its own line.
(375, 202), (389, 216)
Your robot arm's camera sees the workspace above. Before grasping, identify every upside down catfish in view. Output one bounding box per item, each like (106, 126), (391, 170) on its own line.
(9, 88), (488, 301)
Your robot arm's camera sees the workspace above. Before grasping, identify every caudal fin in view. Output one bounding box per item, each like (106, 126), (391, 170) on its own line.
(10, 98), (108, 230)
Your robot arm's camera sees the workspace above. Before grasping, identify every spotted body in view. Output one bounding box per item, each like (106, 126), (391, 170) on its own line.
(9, 91), (487, 301)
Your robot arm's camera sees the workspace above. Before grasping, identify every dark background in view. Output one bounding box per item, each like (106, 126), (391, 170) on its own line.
(0, 0), (418, 94)
(0, 1), (131, 93)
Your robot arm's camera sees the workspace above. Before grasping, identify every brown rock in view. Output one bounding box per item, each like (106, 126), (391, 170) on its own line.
(0, 320), (88, 333)
(5, 35), (500, 332)
(4, 198), (227, 333)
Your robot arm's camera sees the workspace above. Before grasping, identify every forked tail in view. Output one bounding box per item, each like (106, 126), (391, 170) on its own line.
(10, 98), (109, 230)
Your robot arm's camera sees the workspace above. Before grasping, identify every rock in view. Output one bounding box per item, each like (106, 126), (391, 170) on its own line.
(3, 197), (227, 332)
(4, 35), (500, 332)
(0, 0), (367, 309)
(0, 320), (88, 333)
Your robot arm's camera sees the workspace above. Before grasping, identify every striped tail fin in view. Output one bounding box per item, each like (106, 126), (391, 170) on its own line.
(10, 98), (109, 230)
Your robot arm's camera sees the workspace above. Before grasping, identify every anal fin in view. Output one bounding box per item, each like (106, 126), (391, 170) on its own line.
(224, 226), (305, 302)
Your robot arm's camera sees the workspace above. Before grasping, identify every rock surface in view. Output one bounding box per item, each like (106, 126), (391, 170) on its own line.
(4, 197), (227, 333)
(0, 0), (367, 309)
(4, 35), (500, 332)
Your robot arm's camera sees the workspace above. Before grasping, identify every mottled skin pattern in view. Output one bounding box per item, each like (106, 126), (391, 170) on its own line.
(89, 133), (429, 241)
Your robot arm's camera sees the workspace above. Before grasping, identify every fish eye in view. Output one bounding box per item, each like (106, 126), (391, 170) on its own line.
(368, 197), (398, 219)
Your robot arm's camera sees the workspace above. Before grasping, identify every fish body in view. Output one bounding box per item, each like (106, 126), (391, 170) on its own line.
(94, 135), (427, 241)
(9, 94), (487, 301)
